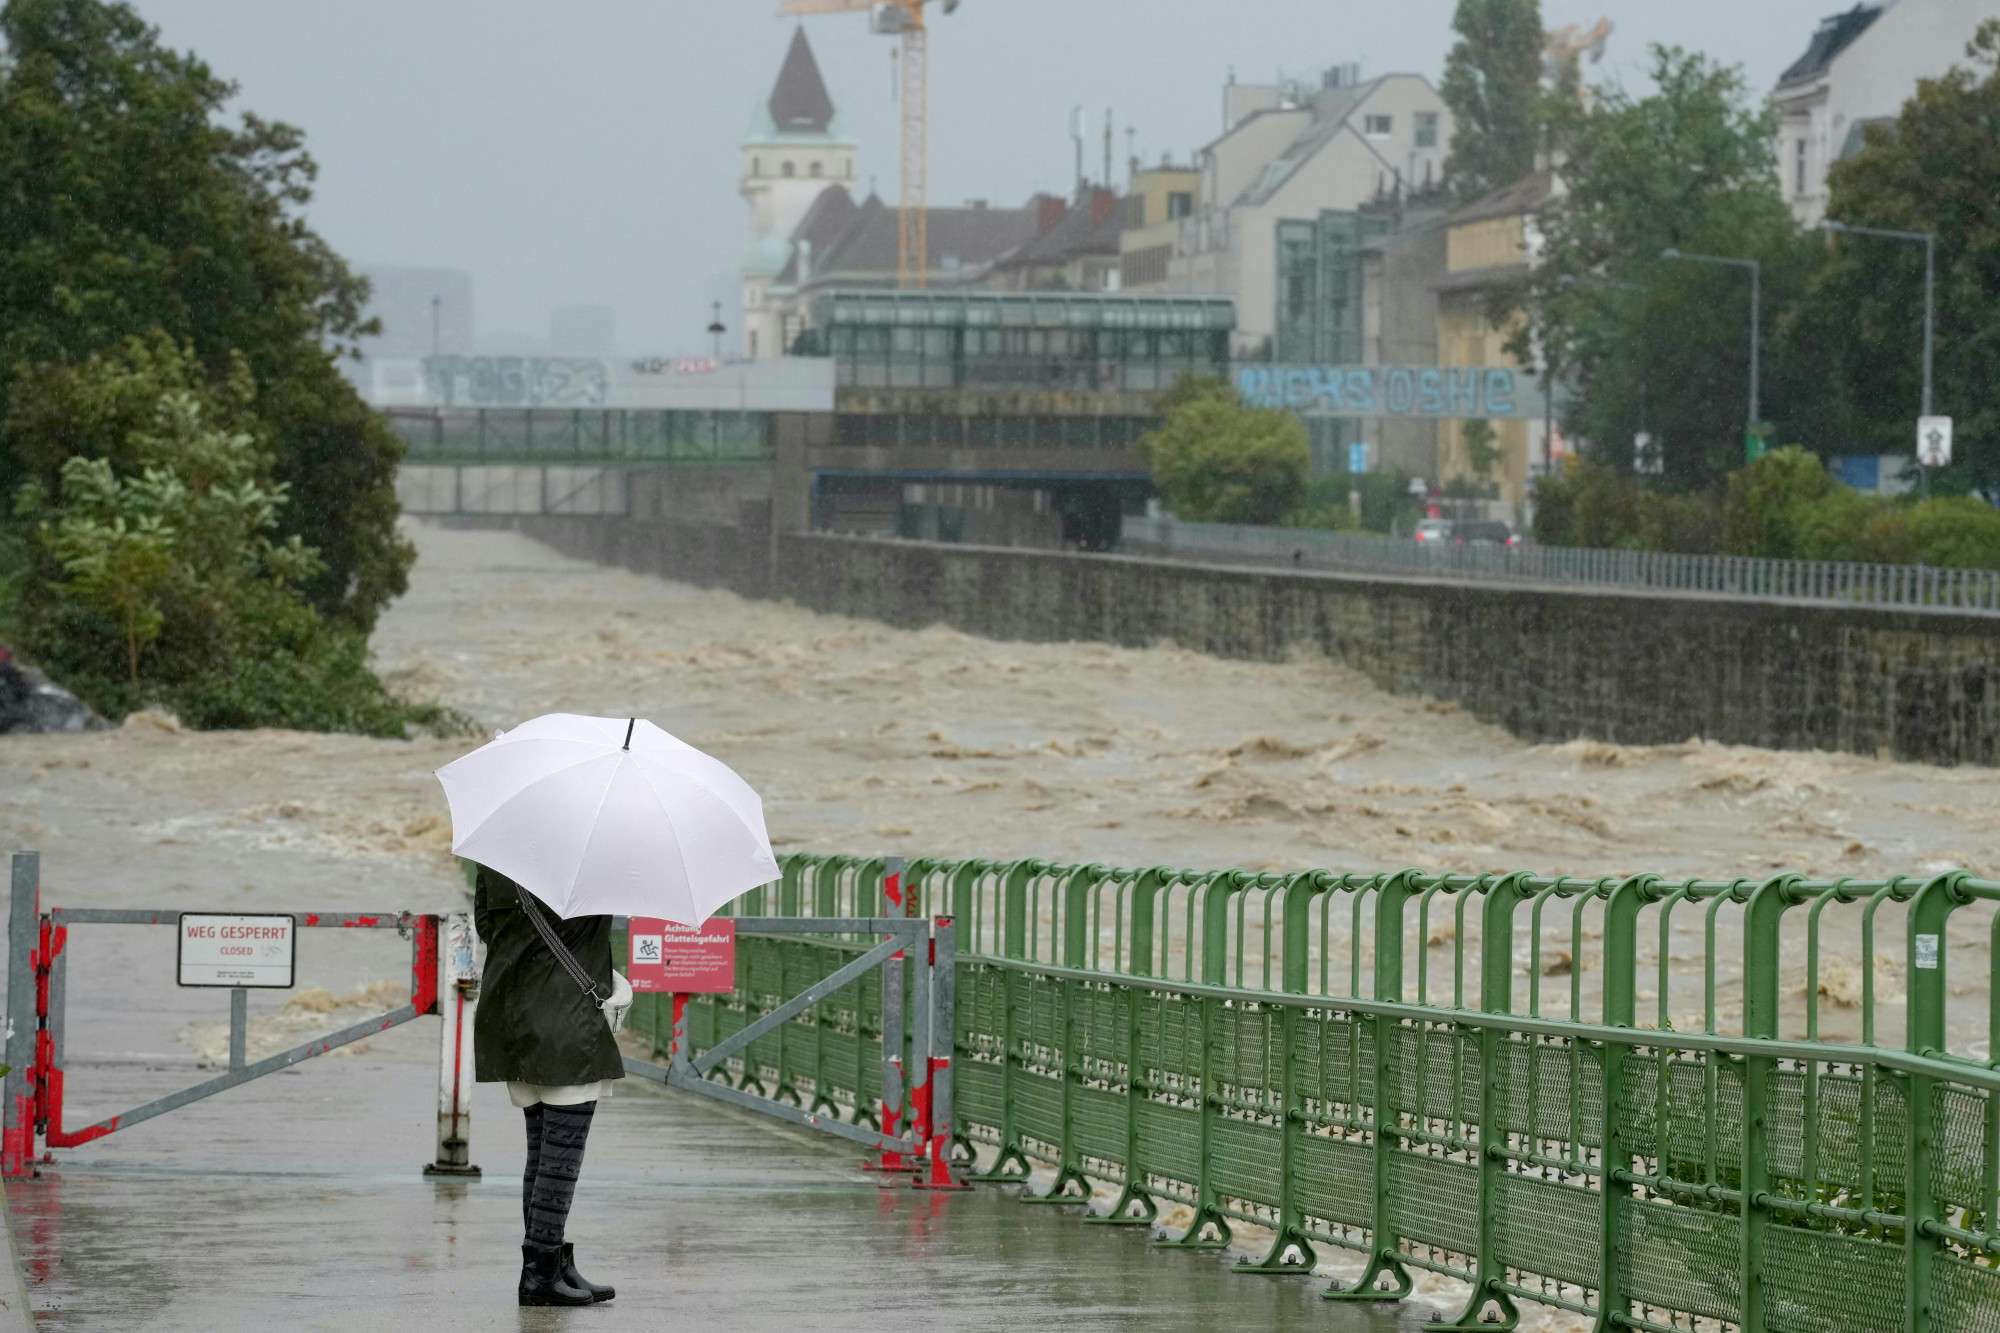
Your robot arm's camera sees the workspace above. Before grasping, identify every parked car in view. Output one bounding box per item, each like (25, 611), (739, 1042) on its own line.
(1455, 520), (1520, 547)
(1413, 518), (1454, 544)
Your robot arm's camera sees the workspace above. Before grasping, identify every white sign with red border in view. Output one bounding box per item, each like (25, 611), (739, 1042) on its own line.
(178, 913), (296, 988)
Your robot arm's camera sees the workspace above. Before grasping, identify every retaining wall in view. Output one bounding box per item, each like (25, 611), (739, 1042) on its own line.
(464, 514), (2000, 766)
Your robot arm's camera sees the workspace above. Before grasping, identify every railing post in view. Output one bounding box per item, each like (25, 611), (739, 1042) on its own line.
(1328, 869), (1419, 1302)
(4, 852), (39, 1178)
(1906, 871), (1969, 1333)
(424, 911), (481, 1178)
(1025, 865), (1106, 1205)
(1237, 873), (1320, 1273)
(1592, 873), (1658, 1333)
(1739, 873), (1803, 1333)
(1427, 872), (1537, 1328)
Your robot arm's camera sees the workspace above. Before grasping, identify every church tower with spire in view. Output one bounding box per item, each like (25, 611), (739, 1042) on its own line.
(741, 28), (855, 359)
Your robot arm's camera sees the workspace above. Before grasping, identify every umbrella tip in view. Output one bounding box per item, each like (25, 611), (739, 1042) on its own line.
(623, 718), (635, 751)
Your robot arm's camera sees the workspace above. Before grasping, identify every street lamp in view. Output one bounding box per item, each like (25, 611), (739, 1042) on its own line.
(1817, 219), (1938, 495)
(1661, 248), (1762, 457)
(707, 301), (727, 362)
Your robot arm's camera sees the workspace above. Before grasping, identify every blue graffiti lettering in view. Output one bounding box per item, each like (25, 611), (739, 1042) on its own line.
(1385, 369), (1416, 414)
(1290, 367), (1321, 409)
(1416, 369), (1443, 414)
(1485, 369), (1515, 415)
(1445, 368), (1480, 416)
(1308, 366), (1346, 410)
(1345, 368), (1375, 411)
(1235, 366), (1272, 407)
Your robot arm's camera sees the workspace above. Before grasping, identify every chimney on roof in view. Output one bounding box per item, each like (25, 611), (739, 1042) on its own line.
(1037, 194), (1066, 231)
(1090, 189), (1118, 226)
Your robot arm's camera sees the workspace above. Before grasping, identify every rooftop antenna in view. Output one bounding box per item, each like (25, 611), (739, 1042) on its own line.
(1069, 105), (1084, 194)
(1126, 125), (1137, 190)
(1102, 108), (1113, 195)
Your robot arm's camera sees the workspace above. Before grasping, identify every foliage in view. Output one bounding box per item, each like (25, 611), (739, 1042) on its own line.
(1287, 472), (1422, 536)
(0, 0), (412, 630)
(9, 336), (463, 734)
(1520, 46), (1815, 491)
(1440, 0), (1546, 202)
(1460, 418), (1504, 480)
(1775, 21), (2000, 490)
(1721, 446), (1831, 558)
(1721, 448), (2000, 568)
(1531, 458), (1721, 553)
(1140, 378), (1309, 525)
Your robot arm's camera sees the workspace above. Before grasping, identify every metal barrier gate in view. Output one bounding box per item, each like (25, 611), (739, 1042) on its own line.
(622, 912), (963, 1187)
(654, 852), (2000, 1333)
(2, 851), (481, 1178)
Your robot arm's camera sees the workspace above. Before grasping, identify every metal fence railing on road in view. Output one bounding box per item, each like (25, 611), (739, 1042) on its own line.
(1122, 515), (2000, 614)
(661, 851), (2000, 1333)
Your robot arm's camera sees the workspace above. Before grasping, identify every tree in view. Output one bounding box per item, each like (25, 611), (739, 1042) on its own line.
(1775, 21), (2000, 491)
(1440, 0), (1546, 202)
(1140, 378), (1309, 525)
(1521, 46), (1815, 491)
(10, 336), (455, 733)
(0, 0), (412, 630)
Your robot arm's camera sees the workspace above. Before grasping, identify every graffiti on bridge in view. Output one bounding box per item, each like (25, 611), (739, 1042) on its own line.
(1236, 363), (1546, 420)
(422, 356), (609, 408)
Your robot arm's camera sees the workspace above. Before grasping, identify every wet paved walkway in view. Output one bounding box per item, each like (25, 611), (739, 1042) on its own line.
(9, 1020), (1424, 1332)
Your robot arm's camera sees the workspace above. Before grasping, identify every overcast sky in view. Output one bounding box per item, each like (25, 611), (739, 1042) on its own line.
(128, 0), (1850, 355)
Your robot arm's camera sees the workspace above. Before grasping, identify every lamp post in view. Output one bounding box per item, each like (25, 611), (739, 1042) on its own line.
(1817, 219), (1937, 496)
(1661, 248), (1761, 458)
(707, 301), (727, 362)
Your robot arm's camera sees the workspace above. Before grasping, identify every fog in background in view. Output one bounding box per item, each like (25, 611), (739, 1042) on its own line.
(129, 0), (1847, 356)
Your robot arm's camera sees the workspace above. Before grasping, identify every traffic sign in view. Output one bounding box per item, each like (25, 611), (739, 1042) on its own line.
(1918, 416), (1953, 468)
(1633, 432), (1662, 475)
(178, 913), (295, 988)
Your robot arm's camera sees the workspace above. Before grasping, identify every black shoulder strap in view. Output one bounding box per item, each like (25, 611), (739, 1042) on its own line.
(513, 880), (605, 1006)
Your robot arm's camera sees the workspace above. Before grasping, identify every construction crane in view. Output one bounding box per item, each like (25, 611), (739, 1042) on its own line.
(777, 0), (959, 289)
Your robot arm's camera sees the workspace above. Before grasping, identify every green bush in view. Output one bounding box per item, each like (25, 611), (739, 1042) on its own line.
(1531, 459), (1721, 553)
(1722, 447), (1832, 557)
(1140, 376), (1309, 525)
(1288, 471), (1423, 535)
(8, 334), (466, 736)
(1722, 446), (2000, 569)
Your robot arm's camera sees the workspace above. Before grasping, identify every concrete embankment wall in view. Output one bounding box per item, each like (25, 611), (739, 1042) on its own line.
(458, 513), (2000, 766)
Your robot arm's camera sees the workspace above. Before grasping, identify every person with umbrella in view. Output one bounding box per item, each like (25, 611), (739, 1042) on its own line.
(438, 714), (780, 1308)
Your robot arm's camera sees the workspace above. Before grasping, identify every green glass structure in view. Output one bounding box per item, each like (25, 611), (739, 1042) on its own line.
(803, 290), (1235, 393)
(384, 407), (771, 464)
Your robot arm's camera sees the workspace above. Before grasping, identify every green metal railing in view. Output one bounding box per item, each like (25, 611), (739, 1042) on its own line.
(626, 855), (2000, 1333)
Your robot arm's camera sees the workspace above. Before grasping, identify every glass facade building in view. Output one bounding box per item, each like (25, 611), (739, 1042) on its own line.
(802, 290), (1235, 393)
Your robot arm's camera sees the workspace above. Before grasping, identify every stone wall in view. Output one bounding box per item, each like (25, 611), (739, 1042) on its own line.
(467, 514), (2000, 766)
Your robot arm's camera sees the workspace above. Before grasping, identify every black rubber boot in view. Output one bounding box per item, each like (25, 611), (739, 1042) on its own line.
(519, 1243), (593, 1306)
(560, 1243), (615, 1303)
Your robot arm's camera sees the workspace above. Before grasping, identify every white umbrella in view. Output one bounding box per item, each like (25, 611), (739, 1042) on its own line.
(435, 713), (779, 923)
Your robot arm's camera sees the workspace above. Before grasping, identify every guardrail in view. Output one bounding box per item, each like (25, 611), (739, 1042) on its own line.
(1122, 515), (2000, 615)
(647, 852), (2000, 1333)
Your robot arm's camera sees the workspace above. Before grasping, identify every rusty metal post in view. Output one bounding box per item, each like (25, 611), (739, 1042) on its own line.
(866, 857), (910, 1174)
(425, 911), (481, 1178)
(914, 917), (968, 1189)
(4, 853), (38, 1178)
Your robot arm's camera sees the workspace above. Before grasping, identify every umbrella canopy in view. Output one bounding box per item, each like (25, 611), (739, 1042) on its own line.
(435, 713), (779, 923)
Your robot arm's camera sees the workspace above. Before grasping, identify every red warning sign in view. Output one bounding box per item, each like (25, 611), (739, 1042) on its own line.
(627, 917), (736, 993)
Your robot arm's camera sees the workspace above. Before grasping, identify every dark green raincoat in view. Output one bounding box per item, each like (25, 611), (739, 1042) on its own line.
(471, 865), (625, 1087)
